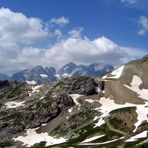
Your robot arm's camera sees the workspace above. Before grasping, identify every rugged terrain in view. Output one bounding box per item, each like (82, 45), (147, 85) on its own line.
(0, 56), (148, 148)
(0, 62), (113, 84)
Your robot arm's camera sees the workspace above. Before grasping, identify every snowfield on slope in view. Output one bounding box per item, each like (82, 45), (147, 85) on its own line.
(29, 85), (43, 96)
(69, 94), (82, 106)
(133, 104), (148, 132)
(13, 128), (67, 147)
(26, 80), (37, 85)
(40, 74), (48, 78)
(108, 65), (124, 79)
(5, 101), (25, 109)
(94, 97), (134, 127)
(124, 75), (148, 101)
(126, 131), (148, 142)
(81, 134), (105, 143)
(79, 137), (124, 146)
(94, 97), (148, 132)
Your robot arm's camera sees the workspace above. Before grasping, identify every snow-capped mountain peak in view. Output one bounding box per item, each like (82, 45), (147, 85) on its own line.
(1, 63), (114, 84)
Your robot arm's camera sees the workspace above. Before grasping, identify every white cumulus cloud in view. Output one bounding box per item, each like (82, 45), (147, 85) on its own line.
(0, 7), (49, 45)
(44, 36), (143, 68)
(0, 8), (146, 74)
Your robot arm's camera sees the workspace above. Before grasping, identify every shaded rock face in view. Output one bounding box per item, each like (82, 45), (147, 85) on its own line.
(0, 80), (10, 89)
(0, 80), (74, 138)
(27, 93), (74, 128)
(11, 66), (57, 84)
(53, 77), (98, 95)
(0, 77), (99, 140)
(98, 81), (105, 91)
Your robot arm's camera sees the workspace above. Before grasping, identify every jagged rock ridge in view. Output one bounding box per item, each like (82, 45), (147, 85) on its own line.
(0, 62), (113, 84)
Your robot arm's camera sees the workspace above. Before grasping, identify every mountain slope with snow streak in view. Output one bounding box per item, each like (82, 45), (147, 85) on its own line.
(0, 56), (148, 148)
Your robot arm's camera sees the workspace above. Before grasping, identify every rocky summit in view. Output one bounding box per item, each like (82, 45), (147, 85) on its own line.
(0, 56), (148, 148)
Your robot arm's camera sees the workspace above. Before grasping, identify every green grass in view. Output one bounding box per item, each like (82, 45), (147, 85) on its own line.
(125, 138), (148, 148)
(109, 117), (127, 132)
(0, 140), (13, 148)
(49, 122), (123, 148)
(51, 109), (98, 137)
(110, 107), (136, 114)
(31, 141), (46, 148)
(7, 85), (22, 98)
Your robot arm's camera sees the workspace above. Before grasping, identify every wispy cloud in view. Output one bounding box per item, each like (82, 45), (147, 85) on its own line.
(137, 16), (148, 35)
(68, 27), (84, 38)
(121, 0), (138, 4)
(50, 29), (63, 40)
(50, 16), (69, 26)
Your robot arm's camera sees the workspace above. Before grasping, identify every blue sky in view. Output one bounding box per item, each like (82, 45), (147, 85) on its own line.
(0, 0), (148, 74)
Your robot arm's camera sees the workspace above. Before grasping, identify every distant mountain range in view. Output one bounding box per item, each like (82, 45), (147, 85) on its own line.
(0, 73), (10, 80)
(0, 62), (114, 84)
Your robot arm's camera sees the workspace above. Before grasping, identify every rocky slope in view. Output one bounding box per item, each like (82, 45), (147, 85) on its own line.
(0, 56), (148, 148)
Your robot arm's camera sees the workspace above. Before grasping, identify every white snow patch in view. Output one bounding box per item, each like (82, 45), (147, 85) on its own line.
(126, 131), (148, 142)
(5, 101), (25, 109)
(26, 80), (37, 85)
(69, 94), (82, 106)
(93, 116), (99, 121)
(133, 104), (148, 132)
(62, 73), (71, 78)
(108, 65), (124, 79)
(55, 74), (61, 80)
(123, 75), (148, 132)
(94, 97), (148, 132)
(39, 96), (44, 100)
(13, 128), (67, 147)
(79, 137), (124, 145)
(85, 99), (96, 103)
(102, 75), (107, 79)
(68, 107), (73, 113)
(32, 85), (43, 93)
(124, 75), (148, 101)
(94, 97), (135, 128)
(30, 85), (43, 96)
(41, 123), (47, 126)
(40, 74), (48, 78)
(63, 66), (69, 71)
(97, 87), (101, 93)
(81, 135), (105, 143)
